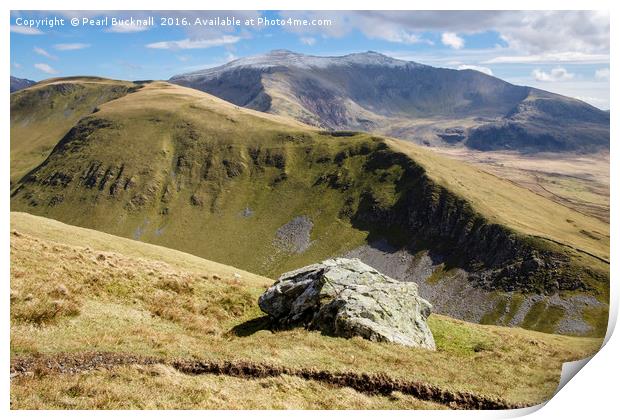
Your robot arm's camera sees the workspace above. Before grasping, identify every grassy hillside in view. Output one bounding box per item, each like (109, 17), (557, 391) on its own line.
(10, 213), (603, 409)
(10, 78), (609, 333)
(11, 81), (371, 276)
(389, 140), (609, 262)
(10, 77), (136, 184)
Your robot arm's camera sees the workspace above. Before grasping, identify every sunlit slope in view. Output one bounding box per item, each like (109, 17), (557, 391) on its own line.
(388, 139), (609, 262)
(10, 212), (603, 408)
(11, 211), (269, 288)
(11, 81), (371, 276)
(10, 79), (608, 299)
(10, 77), (136, 184)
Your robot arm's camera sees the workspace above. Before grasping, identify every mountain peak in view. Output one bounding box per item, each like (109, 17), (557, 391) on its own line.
(341, 50), (416, 66)
(173, 50), (422, 79)
(266, 49), (298, 55)
(10, 76), (36, 93)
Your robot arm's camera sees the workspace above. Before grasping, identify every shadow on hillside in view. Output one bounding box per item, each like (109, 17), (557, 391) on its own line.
(229, 316), (273, 337)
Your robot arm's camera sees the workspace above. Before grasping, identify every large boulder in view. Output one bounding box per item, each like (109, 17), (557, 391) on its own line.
(258, 258), (436, 349)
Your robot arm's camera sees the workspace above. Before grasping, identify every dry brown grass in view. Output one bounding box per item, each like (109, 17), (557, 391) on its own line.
(10, 213), (603, 409)
(11, 212), (271, 288)
(10, 364), (446, 409)
(430, 148), (610, 222)
(10, 229), (260, 337)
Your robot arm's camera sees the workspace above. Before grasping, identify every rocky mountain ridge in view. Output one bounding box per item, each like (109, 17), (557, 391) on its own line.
(170, 50), (609, 153)
(10, 76), (36, 92)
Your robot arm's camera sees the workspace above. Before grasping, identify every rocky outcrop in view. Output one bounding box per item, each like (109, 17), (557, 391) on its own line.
(258, 258), (436, 349)
(348, 145), (593, 294)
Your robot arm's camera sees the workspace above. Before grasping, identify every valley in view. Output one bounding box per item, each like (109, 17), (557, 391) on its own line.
(9, 77), (609, 337)
(430, 148), (610, 223)
(9, 63), (609, 409)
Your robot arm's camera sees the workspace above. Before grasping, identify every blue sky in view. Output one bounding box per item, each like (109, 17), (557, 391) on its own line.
(10, 10), (610, 109)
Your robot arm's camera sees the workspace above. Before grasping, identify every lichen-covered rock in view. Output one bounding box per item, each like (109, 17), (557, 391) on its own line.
(258, 258), (436, 349)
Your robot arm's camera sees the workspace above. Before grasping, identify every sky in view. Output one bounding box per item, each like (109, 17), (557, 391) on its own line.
(10, 10), (610, 109)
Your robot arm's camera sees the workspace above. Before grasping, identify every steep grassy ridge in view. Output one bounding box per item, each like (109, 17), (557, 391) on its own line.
(10, 79), (609, 332)
(11, 82), (371, 276)
(389, 140), (609, 262)
(10, 77), (136, 184)
(10, 213), (603, 408)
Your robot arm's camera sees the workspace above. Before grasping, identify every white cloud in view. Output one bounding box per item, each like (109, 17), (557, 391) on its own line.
(278, 11), (608, 58)
(484, 52), (609, 64)
(10, 25), (43, 35)
(595, 68), (610, 81)
(383, 31), (431, 45)
(13, 62), (22, 69)
(532, 67), (575, 82)
(457, 64), (493, 76)
(34, 63), (58, 74)
(278, 11), (433, 45)
(300, 37), (316, 46)
(33, 47), (57, 60)
(146, 35), (241, 50)
(441, 32), (464, 49)
(54, 43), (91, 51)
(495, 11), (609, 55)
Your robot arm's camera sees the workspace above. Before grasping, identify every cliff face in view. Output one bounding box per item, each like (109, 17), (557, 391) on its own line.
(333, 143), (603, 295)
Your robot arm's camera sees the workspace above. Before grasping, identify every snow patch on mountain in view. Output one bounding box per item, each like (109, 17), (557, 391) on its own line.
(171, 50), (424, 81)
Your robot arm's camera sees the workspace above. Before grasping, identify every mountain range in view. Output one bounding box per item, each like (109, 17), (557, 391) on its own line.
(10, 77), (609, 335)
(170, 50), (609, 153)
(10, 76), (36, 92)
(9, 47), (610, 410)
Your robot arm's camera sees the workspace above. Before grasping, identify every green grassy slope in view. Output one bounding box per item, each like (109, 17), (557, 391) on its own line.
(10, 213), (603, 409)
(10, 77), (136, 184)
(9, 78), (609, 331)
(11, 81), (372, 276)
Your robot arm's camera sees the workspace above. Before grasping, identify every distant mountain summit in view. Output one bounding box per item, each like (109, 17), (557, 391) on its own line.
(181, 50), (423, 77)
(10, 76), (36, 93)
(170, 50), (609, 153)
